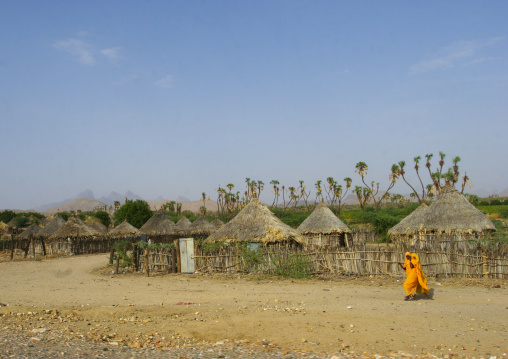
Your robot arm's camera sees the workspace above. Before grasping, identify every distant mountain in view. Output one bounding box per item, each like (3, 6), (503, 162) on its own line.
(43, 197), (107, 215)
(98, 190), (144, 206)
(77, 189), (94, 199)
(499, 187), (508, 197)
(97, 191), (124, 206)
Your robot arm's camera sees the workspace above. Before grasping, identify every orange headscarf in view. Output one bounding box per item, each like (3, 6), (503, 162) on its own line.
(403, 252), (412, 275)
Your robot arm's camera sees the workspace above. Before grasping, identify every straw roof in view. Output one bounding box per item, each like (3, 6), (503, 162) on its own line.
(205, 198), (306, 244)
(388, 203), (429, 237)
(108, 221), (140, 238)
(176, 216), (192, 229)
(188, 217), (217, 236)
(87, 220), (109, 235)
(19, 223), (42, 239)
(139, 211), (177, 236)
(211, 218), (224, 229)
(38, 216), (65, 238)
(297, 202), (351, 235)
(49, 217), (101, 240)
(0, 221), (8, 235)
(418, 185), (496, 235)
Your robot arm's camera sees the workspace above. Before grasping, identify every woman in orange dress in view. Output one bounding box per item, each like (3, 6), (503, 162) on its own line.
(402, 253), (429, 300)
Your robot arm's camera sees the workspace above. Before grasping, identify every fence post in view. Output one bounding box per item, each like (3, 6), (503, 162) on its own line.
(482, 251), (489, 279)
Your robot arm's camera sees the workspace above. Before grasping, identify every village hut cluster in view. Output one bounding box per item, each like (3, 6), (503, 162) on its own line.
(1, 185), (505, 277)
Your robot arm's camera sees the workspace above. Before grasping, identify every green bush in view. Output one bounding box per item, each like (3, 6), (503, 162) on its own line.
(271, 253), (311, 279)
(499, 207), (508, 219)
(0, 210), (16, 224)
(94, 211), (111, 228)
(56, 212), (70, 221)
(113, 240), (133, 267)
(114, 200), (153, 228)
(238, 243), (265, 272)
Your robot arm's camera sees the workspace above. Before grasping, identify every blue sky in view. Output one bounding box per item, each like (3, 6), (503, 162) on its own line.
(1, 1), (507, 209)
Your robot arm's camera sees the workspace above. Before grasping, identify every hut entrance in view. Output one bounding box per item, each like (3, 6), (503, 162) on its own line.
(179, 238), (195, 273)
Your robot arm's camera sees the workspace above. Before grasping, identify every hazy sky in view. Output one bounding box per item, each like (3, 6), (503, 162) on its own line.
(1, 1), (507, 210)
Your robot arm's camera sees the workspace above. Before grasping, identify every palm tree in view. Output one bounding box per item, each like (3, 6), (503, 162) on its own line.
(398, 161), (421, 203)
(270, 180), (280, 207)
(461, 172), (470, 194)
(438, 151), (446, 178)
(314, 180), (323, 203)
(414, 156), (426, 201)
(452, 156), (461, 185)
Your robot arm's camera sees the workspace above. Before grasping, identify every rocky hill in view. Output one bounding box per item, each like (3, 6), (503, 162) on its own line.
(43, 198), (107, 215)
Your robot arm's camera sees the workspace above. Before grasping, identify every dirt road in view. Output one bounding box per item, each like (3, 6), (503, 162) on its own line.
(1, 254), (506, 357)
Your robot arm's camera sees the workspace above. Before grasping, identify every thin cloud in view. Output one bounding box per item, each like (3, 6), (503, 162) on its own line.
(410, 37), (503, 74)
(101, 47), (121, 59)
(53, 38), (95, 65)
(155, 75), (173, 88)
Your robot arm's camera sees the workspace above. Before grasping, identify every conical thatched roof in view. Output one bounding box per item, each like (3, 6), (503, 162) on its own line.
(211, 218), (224, 229)
(176, 216), (192, 229)
(108, 221), (140, 238)
(388, 203), (429, 237)
(297, 202), (351, 235)
(188, 217), (217, 236)
(205, 198), (305, 244)
(49, 216), (101, 240)
(419, 185), (495, 235)
(139, 211), (176, 236)
(38, 216), (65, 238)
(86, 220), (108, 234)
(19, 223), (42, 239)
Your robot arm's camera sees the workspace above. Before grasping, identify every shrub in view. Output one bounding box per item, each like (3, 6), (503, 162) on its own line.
(499, 207), (508, 219)
(94, 211), (111, 228)
(271, 253), (311, 279)
(0, 210), (16, 224)
(114, 200), (153, 228)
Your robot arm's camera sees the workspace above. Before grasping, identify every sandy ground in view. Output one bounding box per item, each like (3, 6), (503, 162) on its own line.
(0, 254), (507, 357)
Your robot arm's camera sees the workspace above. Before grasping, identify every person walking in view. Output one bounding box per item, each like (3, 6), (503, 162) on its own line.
(401, 252), (429, 300)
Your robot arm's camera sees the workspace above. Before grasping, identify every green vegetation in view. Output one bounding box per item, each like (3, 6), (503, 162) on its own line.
(0, 210), (16, 224)
(490, 220), (508, 244)
(113, 200), (153, 228)
(94, 210), (111, 228)
(271, 253), (311, 279)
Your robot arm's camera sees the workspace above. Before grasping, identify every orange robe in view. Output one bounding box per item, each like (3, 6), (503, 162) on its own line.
(403, 253), (429, 296)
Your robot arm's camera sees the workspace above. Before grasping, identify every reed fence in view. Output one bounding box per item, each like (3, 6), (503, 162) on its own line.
(190, 240), (507, 278)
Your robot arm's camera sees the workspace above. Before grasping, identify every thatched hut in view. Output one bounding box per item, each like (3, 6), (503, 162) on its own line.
(187, 217), (217, 238)
(18, 223), (43, 257)
(36, 216), (66, 255)
(38, 216), (66, 238)
(48, 216), (106, 255)
(297, 202), (352, 247)
(211, 218), (224, 229)
(19, 223), (42, 239)
(418, 185), (496, 243)
(388, 203), (429, 244)
(206, 198), (305, 245)
(176, 216), (192, 236)
(108, 221), (140, 239)
(87, 219), (109, 235)
(139, 211), (177, 243)
(198, 199), (305, 274)
(0, 222), (10, 251)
